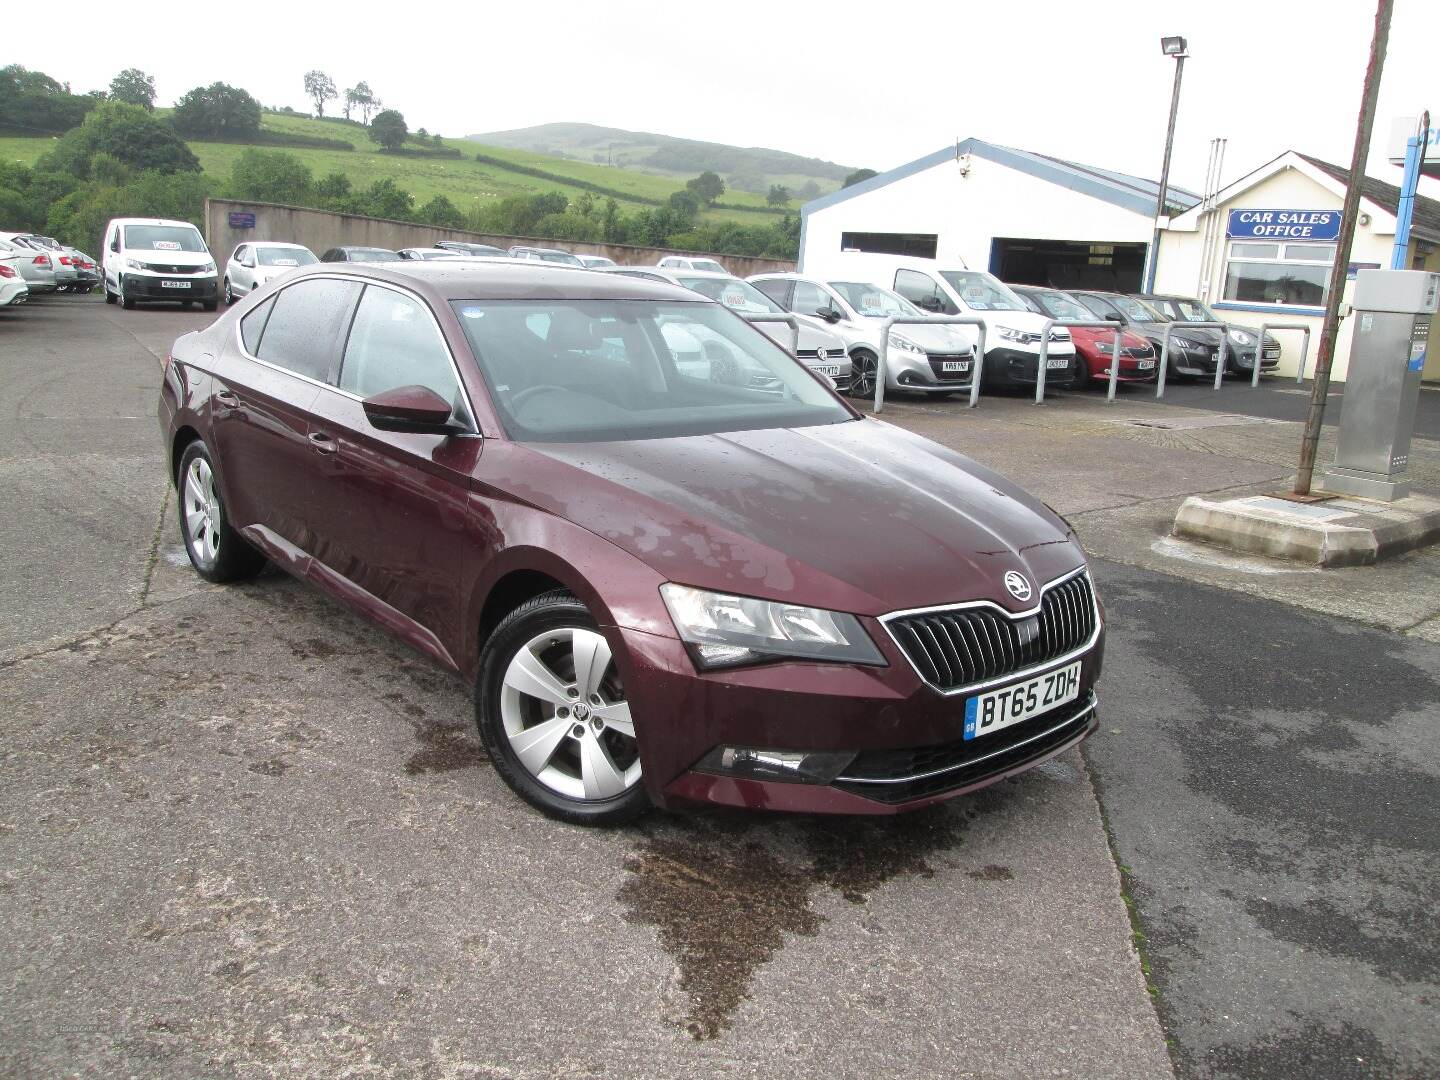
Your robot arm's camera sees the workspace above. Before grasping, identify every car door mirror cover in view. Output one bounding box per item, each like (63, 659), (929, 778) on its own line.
(361, 385), (460, 435)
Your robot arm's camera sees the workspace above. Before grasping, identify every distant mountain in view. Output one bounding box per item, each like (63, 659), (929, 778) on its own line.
(466, 122), (857, 196)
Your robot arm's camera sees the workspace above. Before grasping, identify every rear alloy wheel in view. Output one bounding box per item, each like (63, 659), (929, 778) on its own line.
(848, 349), (877, 398)
(477, 592), (647, 826)
(120, 276), (135, 310)
(176, 441), (265, 584)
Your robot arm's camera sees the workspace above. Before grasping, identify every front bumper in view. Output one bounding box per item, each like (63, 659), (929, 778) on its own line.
(617, 615), (1105, 815)
(983, 346), (1082, 389)
(885, 349), (975, 392)
(1080, 345), (1158, 382)
(123, 273), (219, 301)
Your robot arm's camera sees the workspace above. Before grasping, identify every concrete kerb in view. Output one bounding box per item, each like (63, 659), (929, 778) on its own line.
(1172, 491), (1440, 567)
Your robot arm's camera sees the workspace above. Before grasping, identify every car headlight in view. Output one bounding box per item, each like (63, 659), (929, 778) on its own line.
(660, 583), (885, 669)
(123, 258), (147, 271)
(888, 333), (925, 354)
(1228, 329), (1254, 345)
(200, 260), (216, 274)
(997, 326), (1039, 344)
(1171, 337), (1194, 350)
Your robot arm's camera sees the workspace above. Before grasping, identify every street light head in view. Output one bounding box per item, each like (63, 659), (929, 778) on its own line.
(1161, 35), (1189, 57)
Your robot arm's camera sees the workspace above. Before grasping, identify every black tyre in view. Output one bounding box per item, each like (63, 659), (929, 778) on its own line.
(848, 348), (877, 399)
(120, 277), (135, 309)
(104, 287), (116, 305)
(476, 591), (649, 826)
(175, 440), (265, 584)
(223, 278), (234, 305)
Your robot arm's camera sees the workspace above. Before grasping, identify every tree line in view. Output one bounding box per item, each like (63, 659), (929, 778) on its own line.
(0, 65), (808, 258)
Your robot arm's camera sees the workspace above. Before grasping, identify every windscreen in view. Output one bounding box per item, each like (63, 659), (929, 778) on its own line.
(256, 247), (318, 267)
(829, 282), (921, 318)
(1108, 295), (1166, 323)
(123, 225), (206, 253)
(939, 271), (1025, 312)
(349, 248), (400, 262)
(677, 277), (784, 314)
(1174, 299), (1213, 322)
(691, 259), (726, 273)
(539, 251), (584, 265)
(450, 299), (851, 443)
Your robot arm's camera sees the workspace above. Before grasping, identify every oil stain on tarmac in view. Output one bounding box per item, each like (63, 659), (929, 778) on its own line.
(618, 800), (984, 1039)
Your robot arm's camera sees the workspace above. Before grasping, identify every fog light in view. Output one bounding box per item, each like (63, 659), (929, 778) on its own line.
(695, 745), (856, 785)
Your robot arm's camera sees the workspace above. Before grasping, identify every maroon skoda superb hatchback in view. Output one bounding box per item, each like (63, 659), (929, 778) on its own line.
(160, 262), (1104, 825)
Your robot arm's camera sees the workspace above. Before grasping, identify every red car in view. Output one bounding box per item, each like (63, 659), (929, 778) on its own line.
(160, 263), (1104, 825)
(1012, 285), (1158, 387)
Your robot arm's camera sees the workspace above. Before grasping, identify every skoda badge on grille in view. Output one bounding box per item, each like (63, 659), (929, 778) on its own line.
(1004, 571), (1032, 602)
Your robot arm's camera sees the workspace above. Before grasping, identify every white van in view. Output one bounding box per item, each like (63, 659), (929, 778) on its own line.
(805, 253), (1079, 391)
(102, 218), (219, 311)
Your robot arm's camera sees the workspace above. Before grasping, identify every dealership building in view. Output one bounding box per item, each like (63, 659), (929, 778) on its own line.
(799, 138), (1440, 381)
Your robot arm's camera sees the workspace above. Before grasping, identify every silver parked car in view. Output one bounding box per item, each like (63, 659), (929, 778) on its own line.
(0, 235), (58, 293)
(223, 242), (319, 305)
(657, 255), (728, 273)
(750, 273), (979, 398)
(396, 247), (467, 261)
(12, 234), (85, 289)
(603, 267), (853, 392)
(508, 245), (585, 267)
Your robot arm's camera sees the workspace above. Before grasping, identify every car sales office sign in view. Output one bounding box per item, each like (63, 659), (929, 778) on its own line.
(1227, 209), (1341, 240)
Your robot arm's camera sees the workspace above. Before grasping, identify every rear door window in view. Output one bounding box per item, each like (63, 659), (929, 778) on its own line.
(255, 277), (362, 382)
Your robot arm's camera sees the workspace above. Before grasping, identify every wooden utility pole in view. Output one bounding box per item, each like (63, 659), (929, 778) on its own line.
(1294, 0), (1393, 494)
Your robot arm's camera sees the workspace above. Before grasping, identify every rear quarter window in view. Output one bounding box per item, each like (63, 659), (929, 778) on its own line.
(239, 295), (275, 354)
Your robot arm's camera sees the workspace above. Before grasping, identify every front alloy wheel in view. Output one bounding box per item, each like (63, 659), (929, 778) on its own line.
(849, 349), (877, 398)
(477, 592), (647, 825)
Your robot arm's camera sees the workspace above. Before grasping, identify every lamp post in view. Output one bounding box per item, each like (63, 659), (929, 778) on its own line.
(1143, 35), (1189, 293)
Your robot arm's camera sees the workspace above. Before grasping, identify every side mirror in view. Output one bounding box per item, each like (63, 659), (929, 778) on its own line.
(916, 296), (943, 313)
(362, 385), (459, 435)
(817, 307), (842, 324)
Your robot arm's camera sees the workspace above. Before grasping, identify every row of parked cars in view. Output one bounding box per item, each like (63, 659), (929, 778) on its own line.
(0, 231), (101, 311)
(90, 218), (1279, 400)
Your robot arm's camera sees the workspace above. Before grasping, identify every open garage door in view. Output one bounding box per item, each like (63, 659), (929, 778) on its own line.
(989, 238), (1148, 292)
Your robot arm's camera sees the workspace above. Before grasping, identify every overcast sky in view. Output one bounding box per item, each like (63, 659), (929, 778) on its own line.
(9, 0), (1439, 197)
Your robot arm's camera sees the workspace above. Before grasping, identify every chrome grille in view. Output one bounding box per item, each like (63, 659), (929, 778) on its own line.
(142, 263), (204, 274)
(885, 572), (1097, 693)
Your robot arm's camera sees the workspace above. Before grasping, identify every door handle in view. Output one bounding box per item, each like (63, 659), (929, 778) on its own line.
(215, 390), (240, 409)
(308, 431), (338, 455)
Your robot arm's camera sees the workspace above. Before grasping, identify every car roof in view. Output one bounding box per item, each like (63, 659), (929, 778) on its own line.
(283, 260), (708, 302)
(247, 241), (310, 248)
(109, 218), (199, 228)
(653, 267), (737, 280)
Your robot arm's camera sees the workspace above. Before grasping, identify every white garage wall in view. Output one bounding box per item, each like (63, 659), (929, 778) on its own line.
(801, 152), (1154, 281)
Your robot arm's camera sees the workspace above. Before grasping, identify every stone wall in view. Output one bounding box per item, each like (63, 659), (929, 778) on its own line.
(204, 199), (796, 277)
